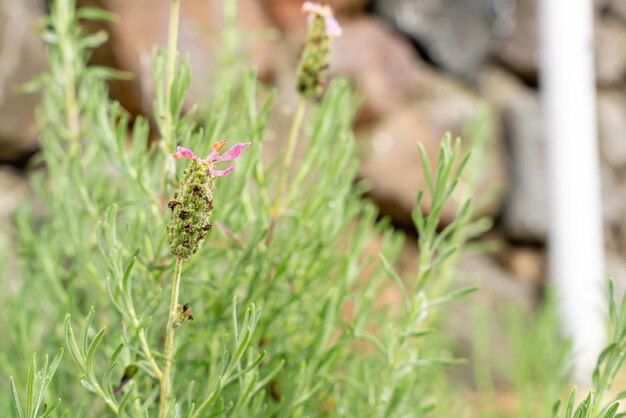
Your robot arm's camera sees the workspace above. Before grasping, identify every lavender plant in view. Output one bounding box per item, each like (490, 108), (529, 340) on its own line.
(4, 0), (486, 417)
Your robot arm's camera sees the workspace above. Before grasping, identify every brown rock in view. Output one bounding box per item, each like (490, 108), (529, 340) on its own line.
(100, 0), (275, 115)
(495, 0), (626, 85)
(608, 0), (626, 23)
(601, 166), (626, 232)
(375, 0), (502, 80)
(480, 66), (549, 242)
(0, 0), (46, 161)
(494, 0), (540, 82)
(503, 91), (548, 241)
(598, 90), (626, 169)
(358, 71), (506, 227)
(359, 109), (438, 226)
(595, 16), (626, 86)
(443, 251), (536, 349)
(329, 16), (426, 124)
(497, 245), (545, 287)
(606, 250), (626, 299)
(479, 65), (528, 111)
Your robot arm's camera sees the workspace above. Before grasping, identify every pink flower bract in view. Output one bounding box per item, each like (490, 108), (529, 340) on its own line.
(302, 1), (342, 37)
(172, 140), (251, 176)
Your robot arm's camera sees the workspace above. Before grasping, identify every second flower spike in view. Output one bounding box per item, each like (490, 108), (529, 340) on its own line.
(296, 2), (342, 97)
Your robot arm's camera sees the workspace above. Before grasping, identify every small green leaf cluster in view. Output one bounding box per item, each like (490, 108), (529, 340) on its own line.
(9, 350), (64, 418)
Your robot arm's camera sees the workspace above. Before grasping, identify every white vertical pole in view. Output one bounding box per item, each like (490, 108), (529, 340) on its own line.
(540, 0), (605, 382)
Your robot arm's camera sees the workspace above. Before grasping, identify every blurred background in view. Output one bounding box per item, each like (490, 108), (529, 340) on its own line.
(1, 0), (625, 415)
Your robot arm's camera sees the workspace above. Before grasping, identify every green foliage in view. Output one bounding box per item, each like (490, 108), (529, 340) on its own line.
(467, 293), (570, 418)
(553, 280), (626, 418)
(2, 0), (490, 417)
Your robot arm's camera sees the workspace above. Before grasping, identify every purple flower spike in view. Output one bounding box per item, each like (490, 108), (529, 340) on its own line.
(302, 1), (342, 37)
(172, 141), (251, 177)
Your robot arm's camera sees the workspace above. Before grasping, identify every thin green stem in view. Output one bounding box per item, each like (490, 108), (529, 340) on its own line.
(128, 308), (163, 381)
(163, 0), (181, 153)
(274, 97), (307, 214)
(58, 5), (80, 156)
(158, 256), (184, 418)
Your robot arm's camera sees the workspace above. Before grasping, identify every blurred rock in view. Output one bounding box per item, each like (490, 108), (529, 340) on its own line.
(606, 250), (626, 298)
(0, 0), (46, 162)
(444, 250), (536, 347)
(358, 70), (506, 227)
(100, 0), (275, 114)
(458, 251), (536, 306)
(375, 0), (516, 80)
(598, 90), (626, 169)
(496, 245), (545, 287)
(481, 66), (550, 241)
(329, 16), (426, 124)
(359, 108), (438, 226)
(494, 0), (539, 82)
(398, 239), (536, 307)
(595, 16), (626, 86)
(495, 0), (626, 85)
(481, 67), (546, 240)
(501, 90), (548, 241)
(479, 65), (527, 110)
(601, 166), (625, 231)
(609, 0), (626, 22)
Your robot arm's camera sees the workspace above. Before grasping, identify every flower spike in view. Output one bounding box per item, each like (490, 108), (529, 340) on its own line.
(296, 2), (341, 96)
(167, 140), (250, 260)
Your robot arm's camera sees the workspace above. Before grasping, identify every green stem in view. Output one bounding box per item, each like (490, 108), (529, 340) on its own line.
(163, 0), (181, 153)
(58, 4), (80, 156)
(158, 256), (184, 418)
(274, 97), (307, 213)
(128, 307), (163, 381)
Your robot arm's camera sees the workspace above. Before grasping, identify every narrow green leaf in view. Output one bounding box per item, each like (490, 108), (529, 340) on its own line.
(9, 377), (24, 418)
(77, 6), (118, 21)
(599, 402), (620, 418)
(417, 143), (434, 196)
(379, 253), (410, 311)
(425, 285), (479, 310)
(86, 327), (107, 375)
(82, 308), (96, 357)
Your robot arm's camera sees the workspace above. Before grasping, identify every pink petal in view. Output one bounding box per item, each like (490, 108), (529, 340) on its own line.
(209, 163), (236, 177)
(324, 14), (342, 37)
(302, 1), (323, 13)
(212, 142), (251, 162)
(172, 146), (199, 161)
